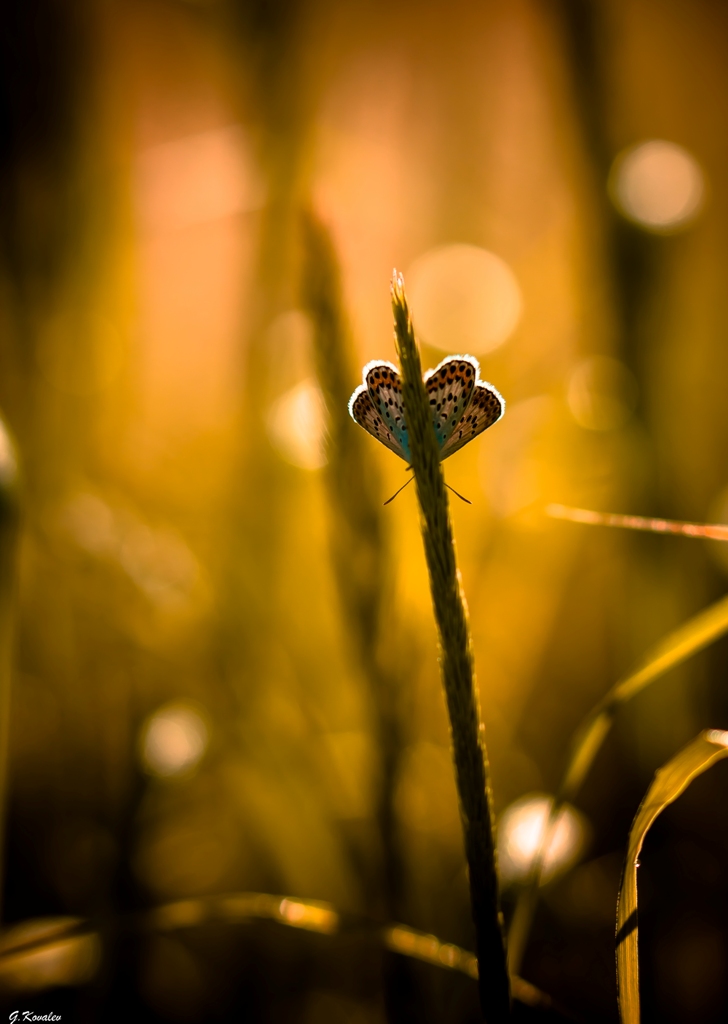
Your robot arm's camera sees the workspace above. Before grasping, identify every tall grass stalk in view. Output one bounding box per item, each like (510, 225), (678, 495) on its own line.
(0, 417), (19, 924)
(391, 272), (510, 1022)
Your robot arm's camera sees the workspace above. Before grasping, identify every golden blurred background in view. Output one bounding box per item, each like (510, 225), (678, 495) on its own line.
(1, 1), (728, 1021)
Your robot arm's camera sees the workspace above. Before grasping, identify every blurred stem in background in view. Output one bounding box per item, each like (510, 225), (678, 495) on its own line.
(301, 212), (428, 1024)
(220, 0), (318, 701)
(555, 0), (655, 372)
(301, 212), (405, 915)
(392, 275), (511, 1023)
(0, 416), (19, 924)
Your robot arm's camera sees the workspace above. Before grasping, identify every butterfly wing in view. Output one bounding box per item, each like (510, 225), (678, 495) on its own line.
(349, 355), (502, 464)
(440, 381), (504, 460)
(348, 366), (409, 461)
(363, 361), (411, 461)
(424, 356), (478, 447)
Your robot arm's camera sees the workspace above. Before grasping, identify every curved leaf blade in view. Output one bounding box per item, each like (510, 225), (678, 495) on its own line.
(562, 594), (728, 802)
(509, 594), (728, 976)
(617, 729), (728, 1024)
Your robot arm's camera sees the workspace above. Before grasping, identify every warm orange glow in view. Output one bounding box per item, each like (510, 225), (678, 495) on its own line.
(609, 140), (705, 231)
(0, 919), (99, 995)
(267, 380), (328, 470)
(384, 925), (478, 979)
(480, 395), (557, 517)
(407, 244), (522, 353)
(35, 313), (123, 395)
(0, 418), (16, 485)
(567, 356), (637, 431)
(135, 125), (264, 233)
(63, 493), (201, 606)
(277, 898), (339, 934)
(140, 703), (209, 777)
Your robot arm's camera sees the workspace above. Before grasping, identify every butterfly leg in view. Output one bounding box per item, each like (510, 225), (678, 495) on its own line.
(445, 482), (472, 505)
(383, 474), (415, 506)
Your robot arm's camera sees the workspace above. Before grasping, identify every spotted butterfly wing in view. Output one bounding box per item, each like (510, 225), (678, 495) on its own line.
(364, 361), (411, 461)
(348, 362), (409, 461)
(423, 356), (478, 446)
(349, 355), (503, 464)
(440, 381), (504, 461)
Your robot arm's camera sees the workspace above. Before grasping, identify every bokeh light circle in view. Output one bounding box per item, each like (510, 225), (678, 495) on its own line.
(407, 244), (522, 353)
(140, 702), (209, 777)
(498, 793), (586, 885)
(267, 379), (327, 470)
(0, 419), (17, 487)
(609, 140), (705, 232)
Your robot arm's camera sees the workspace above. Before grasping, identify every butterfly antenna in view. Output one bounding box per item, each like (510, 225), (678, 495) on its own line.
(383, 475), (415, 506)
(446, 482), (472, 505)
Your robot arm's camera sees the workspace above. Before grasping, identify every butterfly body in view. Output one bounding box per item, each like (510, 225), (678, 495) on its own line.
(348, 354), (504, 463)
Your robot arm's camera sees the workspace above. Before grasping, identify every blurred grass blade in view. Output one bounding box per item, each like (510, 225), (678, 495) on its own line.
(0, 917), (99, 997)
(300, 211), (407, 914)
(0, 895), (559, 1016)
(616, 730), (728, 1024)
(564, 591), (728, 798)
(547, 504), (728, 542)
(509, 591), (728, 975)
(602, 593), (728, 709)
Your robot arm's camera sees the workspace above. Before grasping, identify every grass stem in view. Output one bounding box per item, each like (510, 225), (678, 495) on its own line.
(391, 272), (510, 1022)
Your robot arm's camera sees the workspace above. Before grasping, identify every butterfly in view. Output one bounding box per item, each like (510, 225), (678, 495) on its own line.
(348, 354), (504, 503)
